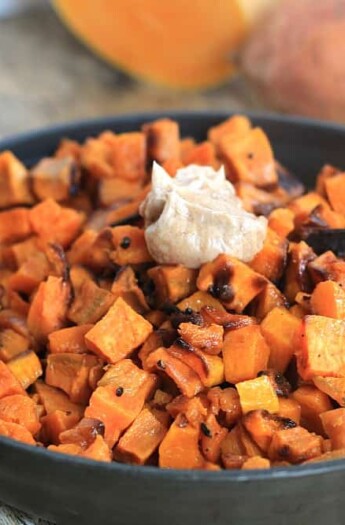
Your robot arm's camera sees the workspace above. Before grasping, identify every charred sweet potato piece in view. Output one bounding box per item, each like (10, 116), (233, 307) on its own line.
(27, 276), (71, 344)
(288, 192), (329, 226)
(251, 282), (288, 322)
(31, 156), (80, 202)
(0, 151), (33, 208)
(260, 307), (301, 373)
(284, 241), (316, 303)
(178, 322), (223, 355)
(235, 182), (288, 215)
(268, 426), (323, 464)
(145, 347), (203, 398)
(0, 420), (36, 445)
(177, 291), (226, 313)
(200, 413), (228, 464)
(257, 369), (291, 398)
(109, 225), (152, 265)
(0, 360), (25, 399)
(147, 265), (197, 307)
(221, 425), (252, 466)
(29, 198), (85, 249)
(143, 118), (180, 164)
(249, 228), (288, 283)
(138, 329), (175, 369)
(159, 413), (205, 469)
(218, 128), (277, 187)
(207, 387), (242, 427)
(208, 115), (251, 148)
(237, 375), (279, 415)
(313, 376), (345, 407)
(324, 173), (345, 215)
(59, 417), (105, 449)
(33, 381), (85, 417)
(116, 406), (169, 464)
(292, 385), (332, 436)
(40, 410), (83, 445)
(85, 359), (157, 447)
(296, 315), (345, 380)
(166, 395), (207, 426)
(311, 280), (345, 319)
(200, 306), (255, 331)
(85, 297), (152, 364)
(111, 266), (149, 314)
(243, 410), (297, 452)
(308, 251), (345, 288)
(197, 254), (266, 313)
(0, 328), (29, 362)
(320, 408), (345, 450)
(7, 350), (43, 389)
(0, 394), (40, 435)
(45, 353), (103, 404)
(0, 208), (32, 244)
(68, 279), (115, 325)
(223, 325), (270, 384)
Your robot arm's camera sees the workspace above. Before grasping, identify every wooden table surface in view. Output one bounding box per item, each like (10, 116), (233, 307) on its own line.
(0, 4), (262, 524)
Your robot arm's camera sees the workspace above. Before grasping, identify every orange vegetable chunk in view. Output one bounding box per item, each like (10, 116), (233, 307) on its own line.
(0, 394), (40, 435)
(85, 297), (152, 364)
(48, 324), (93, 354)
(0, 208), (32, 244)
(268, 426), (323, 464)
(320, 408), (345, 450)
(0, 420), (35, 445)
(311, 280), (345, 320)
(0, 151), (33, 208)
(0, 360), (25, 399)
(292, 385), (332, 436)
(237, 375), (279, 414)
(7, 350), (43, 389)
(324, 173), (345, 215)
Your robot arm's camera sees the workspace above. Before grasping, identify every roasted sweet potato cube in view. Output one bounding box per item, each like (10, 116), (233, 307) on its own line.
(268, 426), (323, 464)
(177, 291), (226, 313)
(315, 164), (340, 197)
(200, 413), (228, 464)
(27, 276), (70, 344)
(8, 252), (50, 295)
(235, 182), (288, 215)
(159, 413), (205, 469)
(2, 236), (40, 270)
(33, 381), (85, 417)
(208, 115), (252, 148)
(111, 266), (149, 314)
(81, 134), (114, 179)
(218, 127), (277, 187)
(260, 307), (301, 373)
(108, 132), (146, 181)
(98, 178), (142, 207)
(288, 192), (328, 225)
(68, 279), (115, 325)
(148, 265), (197, 307)
(284, 241), (316, 303)
(143, 118), (180, 164)
(31, 156), (80, 202)
(242, 456), (270, 469)
(324, 173), (345, 215)
(242, 410), (297, 452)
(85, 359), (157, 447)
(0, 394), (40, 435)
(81, 434), (112, 462)
(166, 395), (207, 426)
(48, 324), (93, 354)
(40, 410), (82, 445)
(320, 408), (345, 450)
(197, 254), (266, 313)
(249, 228), (288, 283)
(0, 151), (33, 208)
(0, 328), (29, 362)
(0, 208), (32, 244)
(292, 385), (332, 436)
(178, 322), (224, 355)
(85, 297), (152, 364)
(268, 208), (295, 238)
(207, 387), (242, 427)
(0, 361), (25, 399)
(7, 350), (43, 389)
(182, 141), (218, 168)
(0, 420), (35, 445)
(278, 398), (301, 424)
(296, 315), (345, 380)
(237, 375), (279, 414)
(308, 251), (345, 288)
(223, 325), (270, 384)
(252, 282), (287, 321)
(59, 417), (106, 449)
(313, 376), (345, 407)
(55, 138), (81, 161)
(116, 406), (169, 464)
(311, 280), (345, 320)
(109, 225), (152, 265)
(29, 198), (85, 248)
(45, 353), (103, 404)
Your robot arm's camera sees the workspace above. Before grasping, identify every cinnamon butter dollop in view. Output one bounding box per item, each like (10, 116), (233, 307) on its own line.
(139, 162), (267, 269)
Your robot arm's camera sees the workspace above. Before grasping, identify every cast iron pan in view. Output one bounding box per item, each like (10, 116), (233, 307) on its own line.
(0, 111), (345, 525)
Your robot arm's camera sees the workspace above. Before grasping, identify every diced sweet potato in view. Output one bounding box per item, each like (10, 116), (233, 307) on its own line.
(27, 276), (71, 344)
(242, 456), (270, 469)
(29, 198), (85, 248)
(223, 325), (270, 384)
(116, 406), (169, 464)
(31, 156), (80, 202)
(177, 291), (226, 313)
(251, 282), (288, 321)
(85, 297), (153, 364)
(311, 281), (345, 320)
(0, 360), (25, 398)
(0, 328), (29, 362)
(0, 394), (40, 435)
(7, 350), (43, 389)
(249, 228), (288, 283)
(268, 208), (295, 238)
(2, 236), (40, 270)
(45, 353), (103, 404)
(288, 192), (328, 225)
(197, 254), (266, 313)
(48, 324), (93, 354)
(159, 413), (205, 469)
(145, 347), (203, 398)
(109, 226), (153, 265)
(324, 173), (345, 215)
(0, 420), (35, 445)
(98, 178), (142, 207)
(33, 381), (85, 417)
(308, 251), (345, 288)
(260, 307), (301, 373)
(207, 387), (242, 427)
(48, 443), (83, 457)
(148, 265), (197, 307)
(237, 375), (279, 414)
(8, 252), (50, 295)
(0, 151), (33, 208)
(182, 141), (218, 168)
(68, 279), (115, 325)
(313, 376), (345, 406)
(278, 398), (301, 424)
(296, 315), (345, 380)
(85, 359), (157, 448)
(166, 395), (207, 426)
(284, 241), (316, 303)
(82, 434), (112, 462)
(109, 132), (147, 181)
(40, 409), (82, 445)
(111, 266), (149, 314)
(218, 128), (277, 187)
(320, 408), (345, 450)
(243, 409), (297, 452)
(59, 417), (105, 449)
(200, 413), (228, 464)
(208, 115), (251, 148)
(143, 118), (180, 164)
(292, 385), (332, 436)
(178, 322), (224, 355)
(268, 426), (323, 464)
(0, 208), (32, 244)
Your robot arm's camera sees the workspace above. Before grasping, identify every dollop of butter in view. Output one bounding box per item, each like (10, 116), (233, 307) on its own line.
(139, 162), (267, 269)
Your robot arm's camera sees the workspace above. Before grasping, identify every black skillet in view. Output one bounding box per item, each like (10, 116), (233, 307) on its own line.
(0, 111), (345, 525)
